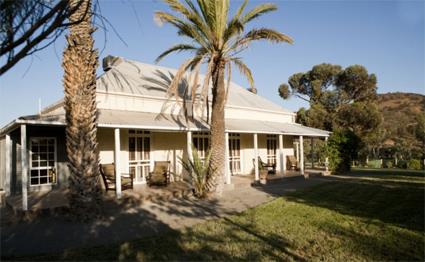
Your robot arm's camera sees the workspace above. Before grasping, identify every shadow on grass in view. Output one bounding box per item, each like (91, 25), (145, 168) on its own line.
(260, 176), (425, 233)
(317, 219), (424, 261)
(350, 168), (425, 178)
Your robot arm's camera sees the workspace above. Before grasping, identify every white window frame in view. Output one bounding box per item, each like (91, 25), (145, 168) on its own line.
(193, 132), (210, 160)
(266, 134), (277, 165)
(128, 130), (151, 184)
(229, 133), (242, 175)
(29, 137), (57, 186)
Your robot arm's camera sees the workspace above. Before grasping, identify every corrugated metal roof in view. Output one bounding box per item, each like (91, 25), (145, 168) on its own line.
(225, 119), (330, 137)
(97, 58), (294, 114)
(5, 110), (328, 137)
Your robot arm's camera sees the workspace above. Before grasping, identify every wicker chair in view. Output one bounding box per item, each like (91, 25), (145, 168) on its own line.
(99, 164), (134, 191)
(147, 161), (171, 186)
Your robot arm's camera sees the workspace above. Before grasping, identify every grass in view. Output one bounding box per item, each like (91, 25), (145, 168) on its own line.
(8, 169), (425, 261)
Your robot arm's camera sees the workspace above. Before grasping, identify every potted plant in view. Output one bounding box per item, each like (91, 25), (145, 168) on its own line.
(259, 162), (268, 184)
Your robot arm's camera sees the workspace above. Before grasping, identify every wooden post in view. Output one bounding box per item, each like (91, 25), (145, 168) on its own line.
(225, 132), (231, 184)
(310, 137), (314, 169)
(254, 133), (259, 181)
(299, 135), (304, 176)
(21, 125), (28, 211)
(325, 136), (329, 172)
(186, 131), (193, 183)
(114, 128), (121, 199)
(5, 134), (11, 196)
(278, 134), (284, 176)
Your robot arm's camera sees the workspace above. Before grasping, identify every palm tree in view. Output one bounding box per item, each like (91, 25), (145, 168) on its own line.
(62, 0), (101, 219)
(155, 0), (293, 194)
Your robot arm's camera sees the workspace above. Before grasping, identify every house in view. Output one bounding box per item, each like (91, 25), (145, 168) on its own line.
(0, 56), (329, 210)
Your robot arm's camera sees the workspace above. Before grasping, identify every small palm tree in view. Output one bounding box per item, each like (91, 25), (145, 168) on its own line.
(180, 148), (213, 198)
(62, 0), (102, 220)
(155, 0), (293, 194)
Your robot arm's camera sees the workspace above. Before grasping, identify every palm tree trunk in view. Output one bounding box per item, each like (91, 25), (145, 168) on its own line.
(62, 0), (101, 220)
(209, 59), (226, 195)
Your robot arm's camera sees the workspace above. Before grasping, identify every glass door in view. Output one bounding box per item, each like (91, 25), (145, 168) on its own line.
(128, 130), (151, 183)
(229, 133), (241, 174)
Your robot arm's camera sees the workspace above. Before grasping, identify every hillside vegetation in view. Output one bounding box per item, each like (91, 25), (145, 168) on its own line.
(376, 92), (424, 160)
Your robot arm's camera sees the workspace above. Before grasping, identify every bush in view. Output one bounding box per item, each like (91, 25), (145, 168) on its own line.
(383, 159), (393, 168)
(407, 159), (421, 170)
(325, 129), (361, 174)
(396, 160), (408, 169)
(367, 159), (382, 169)
(179, 147), (213, 198)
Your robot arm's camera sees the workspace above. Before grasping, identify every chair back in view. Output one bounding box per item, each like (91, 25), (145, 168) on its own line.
(149, 161), (170, 185)
(287, 156), (298, 167)
(100, 164), (115, 190)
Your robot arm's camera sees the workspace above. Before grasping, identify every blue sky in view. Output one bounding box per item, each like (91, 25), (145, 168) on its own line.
(0, 0), (424, 126)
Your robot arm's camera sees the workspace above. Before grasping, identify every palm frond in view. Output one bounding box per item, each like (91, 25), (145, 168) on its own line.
(155, 44), (199, 63)
(240, 3), (277, 24)
(232, 57), (254, 90)
(155, 11), (210, 49)
(237, 28), (293, 46)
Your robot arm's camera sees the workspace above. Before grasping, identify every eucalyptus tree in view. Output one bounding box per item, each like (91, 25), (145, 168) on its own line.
(62, 0), (101, 219)
(155, 0), (293, 193)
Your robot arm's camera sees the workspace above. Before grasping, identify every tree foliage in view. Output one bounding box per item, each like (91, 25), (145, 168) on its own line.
(280, 63), (382, 172)
(0, 0), (91, 75)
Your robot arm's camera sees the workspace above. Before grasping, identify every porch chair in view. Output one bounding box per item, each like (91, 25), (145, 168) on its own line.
(147, 161), (171, 186)
(287, 155), (299, 170)
(99, 164), (134, 191)
(254, 156), (276, 174)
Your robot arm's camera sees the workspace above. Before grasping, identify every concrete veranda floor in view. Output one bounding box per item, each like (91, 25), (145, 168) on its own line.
(1, 175), (331, 257)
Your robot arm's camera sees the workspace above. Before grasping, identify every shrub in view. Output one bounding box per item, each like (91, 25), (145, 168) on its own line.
(383, 159), (393, 168)
(367, 159), (382, 169)
(325, 129), (360, 174)
(179, 147), (213, 198)
(396, 160), (408, 169)
(407, 159), (421, 170)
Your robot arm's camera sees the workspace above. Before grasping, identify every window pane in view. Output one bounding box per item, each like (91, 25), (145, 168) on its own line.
(31, 178), (39, 185)
(40, 169), (48, 176)
(48, 153), (54, 160)
(40, 177), (48, 184)
(40, 153), (48, 161)
(31, 170), (39, 178)
(32, 161), (39, 168)
(32, 154), (38, 161)
(143, 137), (150, 160)
(137, 138), (143, 160)
(40, 161), (47, 167)
(49, 161), (55, 167)
(129, 137), (135, 161)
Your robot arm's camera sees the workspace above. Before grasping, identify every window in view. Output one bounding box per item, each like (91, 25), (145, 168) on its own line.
(229, 133), (241, 174)
(128, 130), (150, 183)
(266, 135), (277, 165)
(30, 138), (56, 186)
(193, 132), (209, 159)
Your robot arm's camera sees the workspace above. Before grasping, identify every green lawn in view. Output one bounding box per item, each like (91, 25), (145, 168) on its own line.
(14, 169), (425, 261)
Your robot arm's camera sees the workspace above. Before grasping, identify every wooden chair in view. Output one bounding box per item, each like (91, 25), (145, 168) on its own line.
(287, 155), (299, 170)
(99, 164), (134, 191)
(147, 161), (171, 186)
(253, 157), (276, 174)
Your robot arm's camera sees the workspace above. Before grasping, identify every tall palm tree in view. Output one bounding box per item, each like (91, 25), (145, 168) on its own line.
(62, 0), (101, 219)
(155, 0), (293, 194)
